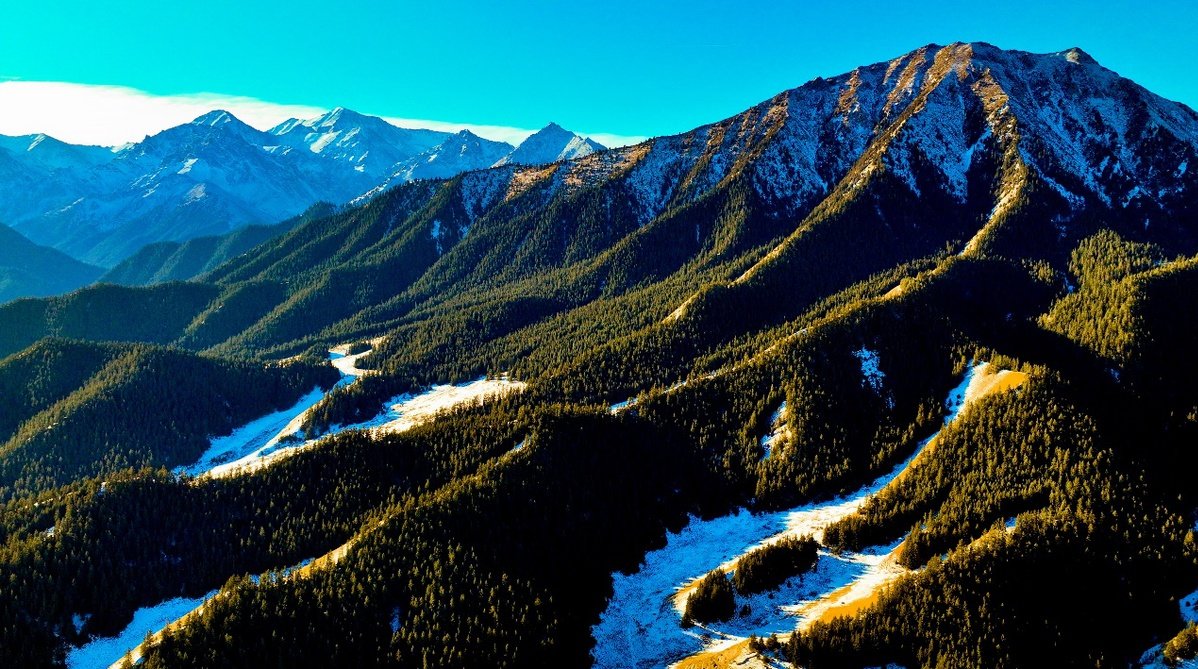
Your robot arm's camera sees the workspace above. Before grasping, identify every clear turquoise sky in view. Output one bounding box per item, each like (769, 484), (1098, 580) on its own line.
(2, 0), (1195, 139)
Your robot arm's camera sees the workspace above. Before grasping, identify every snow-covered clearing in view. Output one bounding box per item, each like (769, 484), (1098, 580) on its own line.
(591, 361), (1026, 669)
(179, 347), (370, 478)
(1139, 587), (1198, 668)
(328, 347), (377, 377)
(175, 386), (326, 478)
(87, 551), (327, 669)
(609, 381), (690, 415)
(373, 376), (525, 435)
(177, 344), (524, 479)
(66, 590), (217, 669)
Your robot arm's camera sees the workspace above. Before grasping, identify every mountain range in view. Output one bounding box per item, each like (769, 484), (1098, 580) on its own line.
(0, 109), (605, 269)
(2, 41), (1198, 669)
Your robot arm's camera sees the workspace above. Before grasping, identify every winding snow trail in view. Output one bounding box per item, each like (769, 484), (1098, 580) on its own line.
(591, 361), (1026, 669)
(177, 349), (369, 478)
(178, 346), (525, 478)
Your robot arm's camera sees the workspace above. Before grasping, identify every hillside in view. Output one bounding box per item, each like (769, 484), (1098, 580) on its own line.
(2, 42), (1198, 669)
(0, 338), (338, 498)
(99, 203), (336, 286)
(0, 224), (102, 302)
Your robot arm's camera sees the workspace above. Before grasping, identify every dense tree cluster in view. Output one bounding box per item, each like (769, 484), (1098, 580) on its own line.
(1164, 623), (1198, 665)
(732, 535), (819, 595)
(683, 570), (736, 625)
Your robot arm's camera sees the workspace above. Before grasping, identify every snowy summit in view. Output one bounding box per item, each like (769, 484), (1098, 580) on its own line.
(494, 122), (605, 166)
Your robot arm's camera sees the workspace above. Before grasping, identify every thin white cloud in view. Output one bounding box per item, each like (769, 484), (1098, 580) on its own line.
(0, 80), (647, 148)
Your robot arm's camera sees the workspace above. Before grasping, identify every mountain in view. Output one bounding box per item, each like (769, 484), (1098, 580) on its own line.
(493, 122), (605, 166)
(385, 129), (513, 181)
(0, 110), (365, 267)
(354, 129), (514, 203)
(0, 223), (103, 302)
(268, 107), (450, 179)
(4, 42), (1198, 669)
(0, 110), (509, 271)
(0, 133), (113, 171)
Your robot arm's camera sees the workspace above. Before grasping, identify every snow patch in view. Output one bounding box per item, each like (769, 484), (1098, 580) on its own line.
(760, 402), (788, 460)
(853, 348), (885, 393)
(373, 376), (526, 435)
(65, 591), (217, 669)
(176, 386), (327, 478)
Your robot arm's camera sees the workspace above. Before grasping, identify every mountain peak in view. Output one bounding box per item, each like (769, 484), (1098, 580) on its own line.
(191, 110), (238, 127)
(494, 123), (605, 167)
(1061, 46), (1097, 65)
(315, 107), (371, 127)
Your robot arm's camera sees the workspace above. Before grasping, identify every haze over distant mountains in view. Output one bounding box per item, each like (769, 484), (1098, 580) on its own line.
(0, 108), (605, 270)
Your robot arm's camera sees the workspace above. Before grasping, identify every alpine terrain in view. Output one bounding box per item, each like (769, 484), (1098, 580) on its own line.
(0, 108), (602, 271)
(2, 41), (1198, 669)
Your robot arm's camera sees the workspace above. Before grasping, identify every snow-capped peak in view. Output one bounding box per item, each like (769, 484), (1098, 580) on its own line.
(1061, 47), (1096, 65)
(494, 123), (606, 167)
(374, 129), (513, 185)
(267, 107), (452, 178)
(191, 110), (237, 127)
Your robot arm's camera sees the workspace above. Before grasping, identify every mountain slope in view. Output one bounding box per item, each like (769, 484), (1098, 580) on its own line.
(0, 338), (337, 497)
(100, 202), (336, 286)
(0, 224), (103, 303)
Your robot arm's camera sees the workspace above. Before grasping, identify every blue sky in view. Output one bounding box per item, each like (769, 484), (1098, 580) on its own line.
(1, 0), (1195, 145)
